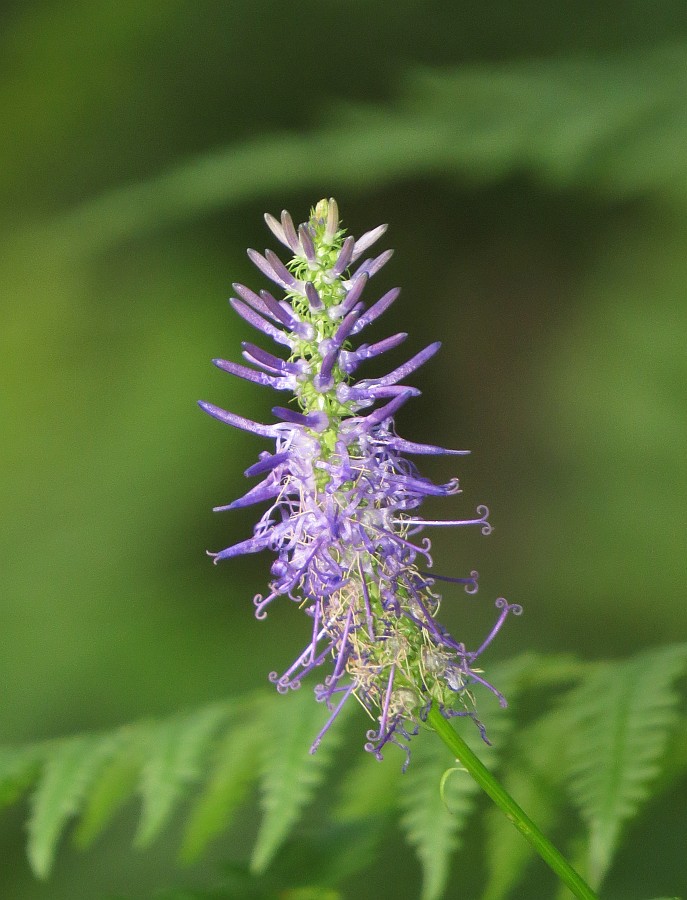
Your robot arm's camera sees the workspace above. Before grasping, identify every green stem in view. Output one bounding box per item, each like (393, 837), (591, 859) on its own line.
(426, 705), (598, 900)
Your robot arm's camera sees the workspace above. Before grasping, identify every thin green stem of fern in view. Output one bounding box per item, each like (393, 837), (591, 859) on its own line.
(426, 706), (598, 900)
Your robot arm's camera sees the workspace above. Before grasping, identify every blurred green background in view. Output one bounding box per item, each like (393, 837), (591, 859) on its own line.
(1, 1), (686, 897)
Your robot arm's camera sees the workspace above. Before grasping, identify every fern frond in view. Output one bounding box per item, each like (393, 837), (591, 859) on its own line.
(400, 722), (492, 900)
(398, 661), (517, 900)
(250, 690), (349, 875)
(492, 653), (584, 695)
(72, 725), (146, 849)
(31, 42), (687, 259)
(565, 643), (687, 888)
(481, 708), (571, 900)
(26, 731), (122, 878)
(334, 748), (403, 822)
(134, 702), (232, 848)
(0, 744), (44, 808)
(180, 709), (262, 864)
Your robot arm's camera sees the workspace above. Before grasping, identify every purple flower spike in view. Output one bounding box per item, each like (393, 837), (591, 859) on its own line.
(200, 199), (518, 766)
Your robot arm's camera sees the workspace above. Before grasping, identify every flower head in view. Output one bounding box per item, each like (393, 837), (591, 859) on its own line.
(200, 199), (521, 768)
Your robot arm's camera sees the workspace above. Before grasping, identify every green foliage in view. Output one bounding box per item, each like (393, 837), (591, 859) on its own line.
(22, 42), (687, 262)
(0, 648), (684, 898)
(0, 744), (44, 808)
(481, 709), (570, 900)
(135, 703), (232, 848)
(3, 3), (687, 898)
(399, 727), (484, 900)
(563, 643), (687, 888)
(72, 728), (144, 850)
(27, 732), (123, 878)
(180, 712), (263, 864)
(250, 690), (351, 874)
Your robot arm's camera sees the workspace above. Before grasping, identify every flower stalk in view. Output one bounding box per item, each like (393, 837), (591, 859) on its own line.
(200, 199), (521, 766)
(427, 705), (599, 900)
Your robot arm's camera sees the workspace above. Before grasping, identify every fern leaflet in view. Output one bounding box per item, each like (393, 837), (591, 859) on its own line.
(565, 642), (687, 887)
(72, 725), (146, 849)
(135, 702), (232, 848)
(26, 731), (122, 878)
(180, 709), (262, 863)
(0, 744), (44, 808)
(400, 724), (485, 900)
(481, 708), (570, 900)
(250, 690), (348, 875)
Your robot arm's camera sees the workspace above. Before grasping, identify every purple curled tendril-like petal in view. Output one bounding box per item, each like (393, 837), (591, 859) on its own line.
(310, 682), (356, 754)
(398, 506), (491, 534)
(467, 598), (522, 662)
(421, 570), (481, 594)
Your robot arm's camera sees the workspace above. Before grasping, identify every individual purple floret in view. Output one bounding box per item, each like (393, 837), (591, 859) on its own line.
(200, 199), (520, 768)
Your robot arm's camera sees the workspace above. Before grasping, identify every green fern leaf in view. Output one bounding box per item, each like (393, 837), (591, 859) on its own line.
(398, 661), (519, 900)
(250, 690), (347, 874)
(72, 725), (146, 849)
(493, 653), (584, 695)
(135, 702), (232, 848)
(26, 731), (121, 878)
(0, 744), (44, 808)
(179, 711), (262, 863)
(400, 722), (492, 900)
(565, 643), (687, 887)
(334, 746), (403, 822)
(31, 43), (687, 260)
(481, 708), (570, 900)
